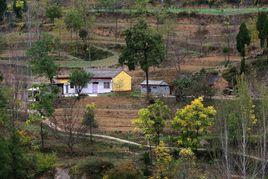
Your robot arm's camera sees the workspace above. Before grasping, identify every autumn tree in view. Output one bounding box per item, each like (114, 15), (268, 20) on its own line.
(83, 104), (98, 143)
(236, 22), (251, 74)
(133, 100), (171, 146)
(27, 33), (59, 84)
(119, 19), (165, 95)
(13, 0), (27, 18)
(69, 69), (93, 98)
(0, 0), (7, 21)
(153, 141), (173, 178)
(258, 85), (268, 179)
(172, 97), (216, 149)
(235, 75), (257, 178)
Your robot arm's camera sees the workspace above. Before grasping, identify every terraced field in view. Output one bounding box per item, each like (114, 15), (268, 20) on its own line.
(54, 96), (144, 132)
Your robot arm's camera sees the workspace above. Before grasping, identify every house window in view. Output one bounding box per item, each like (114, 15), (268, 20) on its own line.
(70, 83), (74, 89)
(104, 82), (110, 89)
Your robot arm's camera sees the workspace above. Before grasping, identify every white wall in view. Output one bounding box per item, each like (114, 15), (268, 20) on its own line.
(63, 79), (112, 96)
(141, 85), (170, 96)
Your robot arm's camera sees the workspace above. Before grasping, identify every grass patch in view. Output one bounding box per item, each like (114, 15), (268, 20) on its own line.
(92, 7), (268, 16)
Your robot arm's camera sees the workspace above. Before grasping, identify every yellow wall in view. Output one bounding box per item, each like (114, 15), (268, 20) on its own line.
(112, 71), (132, 92)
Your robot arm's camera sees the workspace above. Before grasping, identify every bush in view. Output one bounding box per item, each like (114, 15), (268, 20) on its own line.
(70, 159), (114, 179)
(46, 4), (62, 23)
(0, 35), (6, 54)
(34, 153), (57, 175)
(67, 43), (113, 61)
(130, 90), (141, 98)
(222, 66), (238, 87)
(174, 69), (216, 101)
(104, 162), (144, 179)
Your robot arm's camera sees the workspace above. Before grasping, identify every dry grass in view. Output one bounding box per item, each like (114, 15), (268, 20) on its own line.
(54, 96), (143, 132)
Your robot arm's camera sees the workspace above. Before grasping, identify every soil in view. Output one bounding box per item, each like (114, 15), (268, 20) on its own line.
(54, 96), (145, 132)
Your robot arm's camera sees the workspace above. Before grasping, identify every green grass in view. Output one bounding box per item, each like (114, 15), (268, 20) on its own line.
(57, 45), (120, 68)
(92, 7), (268, 16)
(57, 54), (119, 68)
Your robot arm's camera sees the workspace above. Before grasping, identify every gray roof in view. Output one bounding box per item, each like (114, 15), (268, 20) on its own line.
(85, 68), (122, 78)
(140, 80), (169, 86)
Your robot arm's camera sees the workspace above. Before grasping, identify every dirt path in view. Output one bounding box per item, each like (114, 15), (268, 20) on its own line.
(44, 120), (142, 146)
(55, 168), (70, 179)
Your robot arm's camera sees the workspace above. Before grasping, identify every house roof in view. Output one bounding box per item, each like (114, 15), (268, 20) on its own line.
(56, 68), (130, 79)
(140, 80), (169, 86)
(85, 68), (123, 78)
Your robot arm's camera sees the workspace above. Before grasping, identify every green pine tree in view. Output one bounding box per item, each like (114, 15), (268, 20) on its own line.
(0, 0), (7, 21)
(236, 23), (251, 74)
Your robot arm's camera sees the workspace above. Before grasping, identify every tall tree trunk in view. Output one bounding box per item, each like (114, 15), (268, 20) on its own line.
(224, 117), (231, 179)
(90, 124), (93, 143)
(145, 69), (150, 96)
(40, 122), (44, 150)
(261, 95), (267, 179)
(115, 12), (118, 42)
(241, 119), (247, 178)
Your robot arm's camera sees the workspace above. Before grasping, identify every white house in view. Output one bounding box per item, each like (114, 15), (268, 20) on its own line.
(140, 80), (170, 96)
(54, 68), (132, 96)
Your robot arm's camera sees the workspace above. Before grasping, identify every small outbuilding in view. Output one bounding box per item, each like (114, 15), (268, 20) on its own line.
(206, 74), (229, 92)
(140, 80), (170, 96)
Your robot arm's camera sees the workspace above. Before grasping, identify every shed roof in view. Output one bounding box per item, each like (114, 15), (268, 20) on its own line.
(140, 80), (169, 86)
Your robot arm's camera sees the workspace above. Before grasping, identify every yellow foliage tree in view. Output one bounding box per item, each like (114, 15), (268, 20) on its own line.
(172, 97), (216, 149)
(133, 100), (171, 145)
(152, 141), (173, 179)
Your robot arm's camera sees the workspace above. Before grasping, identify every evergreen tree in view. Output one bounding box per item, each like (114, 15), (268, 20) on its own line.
(236, 23), (250, 74)
(264, 19), (268, 48)
(0, 0), (7, 21)
(256, 13), (267, 48)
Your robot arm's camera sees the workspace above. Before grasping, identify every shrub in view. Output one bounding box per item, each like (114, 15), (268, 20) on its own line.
(174, 69), (216, 101)
(45, 4), (62, 23)
(70, 159), (114, 179)
(104, 162), (143, 179)
(34, 153), (57, 175)
(68, 43), (113, 61)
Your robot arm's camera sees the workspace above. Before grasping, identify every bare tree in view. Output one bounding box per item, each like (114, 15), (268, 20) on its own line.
(195, 21), (208, 57)
(54, 98), (86, 153)
(168, 32), (187, 77)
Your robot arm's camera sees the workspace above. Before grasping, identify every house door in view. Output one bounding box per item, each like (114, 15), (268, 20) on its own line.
(92, 82), (98, 93)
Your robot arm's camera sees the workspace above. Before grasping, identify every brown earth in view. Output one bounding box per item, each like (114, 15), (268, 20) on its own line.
(54, 96), (145, 132)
